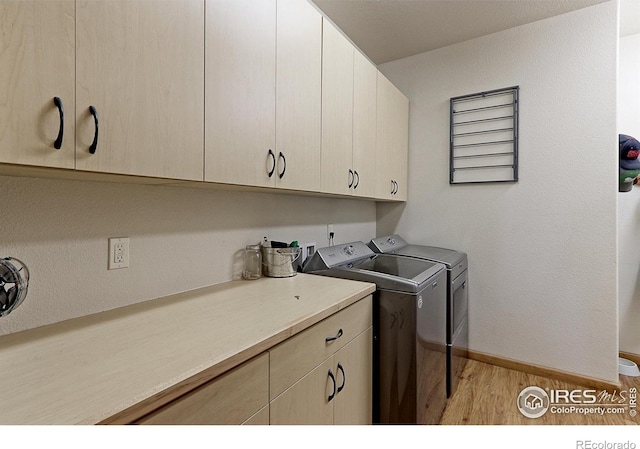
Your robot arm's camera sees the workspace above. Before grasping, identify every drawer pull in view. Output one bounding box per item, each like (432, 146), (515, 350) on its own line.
(328, 369), (336, 402)
(267, 149), (276, 177)
(53, 97), (64, 150)
(325, 328), (343, 343)
(89, 105), (99, 154)
(337, 362), (345, 393)
(278, 151), (286, 179)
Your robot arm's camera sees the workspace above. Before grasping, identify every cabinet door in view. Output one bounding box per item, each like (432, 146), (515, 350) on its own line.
(269, 296), (372, 400)
(320, 18), (354, 196)
(0, 1), (75, 168)
(275, 0), (322, 191)
(352, 51), (378, 198)
(333, 327), (373, 425)
(376, 72), (409, 201)
(269, 357), (334, 425)
(205, 0), (276, 188)
(137, 353), (269, 425)
(76, 0), (204, 181)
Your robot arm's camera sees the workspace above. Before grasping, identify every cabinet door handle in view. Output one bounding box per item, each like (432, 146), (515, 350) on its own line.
(348, 169), (354, 188)
(325, 328), (343, 342)
(53, 97), (64, 150)
(390, 180), (395, 194)
(278, 152), (286, 179)
(353, 171), (359, 189)
(327, 369), (336, 402)
(267, 149), (276, 177)
(89, 106), (99, 154)
(337, 362), (346, 393)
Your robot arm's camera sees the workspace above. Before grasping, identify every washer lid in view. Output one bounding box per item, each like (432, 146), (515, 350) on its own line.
(370, 235), (466, 267)
(303, 241), (446, 293)
(394, 245), (466, 267)
(344, 255), (445, 293)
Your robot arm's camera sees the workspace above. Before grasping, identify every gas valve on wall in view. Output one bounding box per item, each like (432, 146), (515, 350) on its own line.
(0, 258), (30, 317)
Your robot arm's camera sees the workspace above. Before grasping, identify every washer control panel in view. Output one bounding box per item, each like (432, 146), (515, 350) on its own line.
(315, 241), (374, 268)
(369, 234), (408, 253)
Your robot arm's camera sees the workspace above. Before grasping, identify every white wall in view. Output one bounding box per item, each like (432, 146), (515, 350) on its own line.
(618, 32), (640, 355)
(0, 175), (376, 336)
(378, 2), (619, 382)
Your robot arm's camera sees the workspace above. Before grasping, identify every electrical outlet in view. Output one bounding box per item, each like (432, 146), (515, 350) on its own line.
(108, 237), (129, 270)
(327, 224), (334, 240)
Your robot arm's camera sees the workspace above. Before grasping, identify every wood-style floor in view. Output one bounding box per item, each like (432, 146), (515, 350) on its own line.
(440, 360), (640, 425)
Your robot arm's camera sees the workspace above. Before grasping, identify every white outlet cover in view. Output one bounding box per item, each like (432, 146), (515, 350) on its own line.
(108, 237), (129, 270)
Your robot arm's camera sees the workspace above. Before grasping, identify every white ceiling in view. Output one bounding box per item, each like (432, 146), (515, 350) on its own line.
(312, 0), (639, 65)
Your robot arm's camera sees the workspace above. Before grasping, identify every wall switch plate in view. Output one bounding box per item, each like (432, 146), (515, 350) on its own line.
(108, 237), (129, 270)
(299, 242), (317, 267)
(306, 242), (316, 258)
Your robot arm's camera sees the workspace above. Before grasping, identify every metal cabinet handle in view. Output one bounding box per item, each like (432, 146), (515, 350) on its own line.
(353, 171), (359, 189)
(89, 106), (99, 154)
(53, 97), (64, 150)
(267, 149), (276, 177)
(328, 369), (336, 402)
(391, 180), (395, 194)
(278, 152), (286, 179)
(337, 362), (346, 393)
(348, 169), (354, 188)
(325, 328), (343, 342)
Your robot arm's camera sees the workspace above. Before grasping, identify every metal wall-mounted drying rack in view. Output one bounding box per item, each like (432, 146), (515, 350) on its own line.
(450, 86), (519, 184)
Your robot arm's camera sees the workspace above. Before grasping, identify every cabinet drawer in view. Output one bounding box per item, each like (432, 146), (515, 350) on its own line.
(137, 353), (268, 425)
(269, 295), (372, 400)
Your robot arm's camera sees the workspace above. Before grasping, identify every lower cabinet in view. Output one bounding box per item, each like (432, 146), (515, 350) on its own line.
(135, 296), (372, 425)
(269, 296), (373, 425)
(270, 327), (372, 425)
(136, 353), (269, 425)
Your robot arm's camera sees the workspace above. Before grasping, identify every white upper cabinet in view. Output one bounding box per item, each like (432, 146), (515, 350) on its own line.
(0, 0), (408, 202)
(321, 18), (354, 196)
(275, 0), (323, 191)
(352, 50), (379, 199)
(205, 0), (277, 188)
(75, 0), (205, 181)
(0, 1), (75, 169)
(321, 18), (380, 199)
(376, 72), (409, 201)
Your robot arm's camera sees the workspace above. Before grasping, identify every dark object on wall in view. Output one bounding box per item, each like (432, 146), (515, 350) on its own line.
(450, 86), (519, 184)
(0, 258), (30, 317)
(619, 134), (640, 192)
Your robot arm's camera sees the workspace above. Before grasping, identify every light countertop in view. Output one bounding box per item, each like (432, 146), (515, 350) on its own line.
(0, 273), (375, 424)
